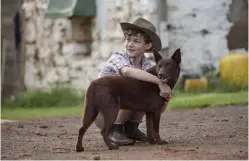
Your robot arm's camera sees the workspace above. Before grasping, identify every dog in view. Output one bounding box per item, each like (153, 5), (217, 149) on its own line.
(76, 48), (181, 152)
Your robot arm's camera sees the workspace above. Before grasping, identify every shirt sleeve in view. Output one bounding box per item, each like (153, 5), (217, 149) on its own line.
(99, 52), (132, 77)
(109, 52), (132, 73)
(98, 66), (116, 77)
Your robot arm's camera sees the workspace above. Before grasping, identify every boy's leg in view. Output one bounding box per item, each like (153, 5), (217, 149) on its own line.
(124, 112), (148, 141)
(95, 109), (134, 145)
(94, 102), (169, 143)
(94, 113), (105, 129)
(109, 109), (134, 145)
(124, 102), (169, 141)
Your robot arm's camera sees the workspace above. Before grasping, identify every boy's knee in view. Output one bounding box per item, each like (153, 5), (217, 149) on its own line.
(115, 109), (133, 124)
(94, 113), (105, 129)
(129, 112), (145, 123)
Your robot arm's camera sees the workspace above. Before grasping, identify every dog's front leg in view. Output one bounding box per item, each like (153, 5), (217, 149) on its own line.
(146, 112), (156, 144)
(153, 110), (168, 145)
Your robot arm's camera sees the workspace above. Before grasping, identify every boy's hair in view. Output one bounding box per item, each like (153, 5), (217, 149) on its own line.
(123, 28), (152, 44)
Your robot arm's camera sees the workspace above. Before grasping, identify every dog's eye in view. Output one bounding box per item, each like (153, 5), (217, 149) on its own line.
(167, 63), (172, 67)
(158, 64), (162, 68)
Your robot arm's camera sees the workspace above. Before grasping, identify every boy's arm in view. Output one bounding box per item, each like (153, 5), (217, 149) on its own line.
(121, 66), (171, 98)
(121, 66), (160, 84)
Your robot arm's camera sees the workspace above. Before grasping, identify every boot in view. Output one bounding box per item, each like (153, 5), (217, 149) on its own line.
(109, 124), (134, 146)
(124, 121), (148, 142)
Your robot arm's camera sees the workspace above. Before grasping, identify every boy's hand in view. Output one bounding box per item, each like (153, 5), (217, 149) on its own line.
(158, 82), (172, 98)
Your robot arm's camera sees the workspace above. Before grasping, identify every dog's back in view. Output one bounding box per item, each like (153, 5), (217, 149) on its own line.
(90, 74), (163, 112)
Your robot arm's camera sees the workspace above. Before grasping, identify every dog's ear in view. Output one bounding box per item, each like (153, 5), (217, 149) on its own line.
(153, 48), (162, 64)
(171, 48), (181, 64)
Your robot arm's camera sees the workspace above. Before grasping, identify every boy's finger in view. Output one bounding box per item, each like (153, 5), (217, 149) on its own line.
(160, 92), (166, 98)
(160, 92), (168, 98)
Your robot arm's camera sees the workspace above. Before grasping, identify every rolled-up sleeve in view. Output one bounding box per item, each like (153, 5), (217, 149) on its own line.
(99, 52), (132, 77)
(109, 52), (132, 74)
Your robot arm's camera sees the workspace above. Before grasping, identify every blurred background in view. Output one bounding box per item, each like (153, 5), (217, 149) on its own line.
(1, 0), (248, 114)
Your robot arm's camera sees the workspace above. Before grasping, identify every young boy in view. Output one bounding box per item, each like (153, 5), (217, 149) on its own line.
(94, 17), (171, 146)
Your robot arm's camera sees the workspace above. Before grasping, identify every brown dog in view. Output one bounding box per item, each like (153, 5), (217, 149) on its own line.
(76, 49), (181, 152)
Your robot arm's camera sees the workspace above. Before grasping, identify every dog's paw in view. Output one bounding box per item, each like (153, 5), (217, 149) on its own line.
(76, 146), (84, 152)
(157, 140), (169, 145)
(148, 139), (157, 144)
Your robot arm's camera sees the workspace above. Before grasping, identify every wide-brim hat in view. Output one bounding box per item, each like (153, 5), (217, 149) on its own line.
(120, 17), (162, 51)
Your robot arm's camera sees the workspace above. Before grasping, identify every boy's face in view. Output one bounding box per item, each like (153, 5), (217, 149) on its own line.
(124, 34), (152, 58)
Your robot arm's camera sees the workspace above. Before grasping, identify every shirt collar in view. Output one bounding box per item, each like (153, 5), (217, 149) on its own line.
(121, 49), (147, 69)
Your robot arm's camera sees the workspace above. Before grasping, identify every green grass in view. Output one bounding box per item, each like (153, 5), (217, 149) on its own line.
(168, 90), (248, 109)
(1, 105), (84, 120)
(2, 87), (84, 108)
(1, 91), (248, 120)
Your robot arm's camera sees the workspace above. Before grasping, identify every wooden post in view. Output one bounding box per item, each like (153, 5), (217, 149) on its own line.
(1, 37), (7, 92)
(18, 7), (26, 93)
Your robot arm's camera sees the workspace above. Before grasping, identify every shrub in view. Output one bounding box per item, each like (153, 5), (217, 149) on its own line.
(2, 87), (85, 108)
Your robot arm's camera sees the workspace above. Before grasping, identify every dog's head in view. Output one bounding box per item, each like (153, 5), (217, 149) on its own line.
(153, 48), (181, 88)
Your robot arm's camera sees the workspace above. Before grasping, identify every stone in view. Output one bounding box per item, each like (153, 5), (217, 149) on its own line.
(24, 60), (40, 90)
(43, 19), (53, 29)
(36, 0), (49, 9)
(43, 68), (58, 84)
(21, 0), (235, 91)
(25, 44), (37, 57)
(52, 19), (71, 42)
(24, 20), (36, 43)
(56, 67), (69, 82)
(54, 54), (66, 66)
(22, 1), (36, 19)
(71, 78), (90, 89)
(62, 43), (88, 56)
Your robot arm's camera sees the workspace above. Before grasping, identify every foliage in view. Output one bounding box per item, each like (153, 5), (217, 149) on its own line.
(2, 87), (85, 108)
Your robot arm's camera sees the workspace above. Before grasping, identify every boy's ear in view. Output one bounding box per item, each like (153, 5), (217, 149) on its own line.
(145, 42), (153, 51)
(153, 48), (162, 64)
(171, 48), (181, 64)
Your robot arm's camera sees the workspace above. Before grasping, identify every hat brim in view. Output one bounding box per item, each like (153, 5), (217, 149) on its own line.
(120, 22), (162, 51)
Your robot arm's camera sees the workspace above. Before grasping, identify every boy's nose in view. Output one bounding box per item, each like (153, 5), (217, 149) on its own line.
(128, 41), (134, 47)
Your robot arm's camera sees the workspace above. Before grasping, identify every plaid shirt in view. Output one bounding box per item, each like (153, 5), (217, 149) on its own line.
(99, 49), (153, 77)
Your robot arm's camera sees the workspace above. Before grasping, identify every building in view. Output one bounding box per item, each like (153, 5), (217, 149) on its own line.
(1, 0), (248, 97)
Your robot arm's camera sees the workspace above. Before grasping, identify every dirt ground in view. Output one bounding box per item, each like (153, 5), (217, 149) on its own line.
(1, 105), (248, 160)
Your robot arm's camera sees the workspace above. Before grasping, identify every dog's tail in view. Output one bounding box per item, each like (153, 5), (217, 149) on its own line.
(82, 83), (98, 124)
(82, 83), (94, 118)
(76, 83), (99, 152)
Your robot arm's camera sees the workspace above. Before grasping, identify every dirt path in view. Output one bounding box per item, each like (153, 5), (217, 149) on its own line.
(1, 105), (248, 160)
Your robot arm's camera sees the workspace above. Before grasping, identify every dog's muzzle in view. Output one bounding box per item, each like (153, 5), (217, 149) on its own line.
(158, 74), (168, 83)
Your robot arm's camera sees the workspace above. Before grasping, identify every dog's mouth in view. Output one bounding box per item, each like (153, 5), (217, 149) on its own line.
(158, 75), (168, 83)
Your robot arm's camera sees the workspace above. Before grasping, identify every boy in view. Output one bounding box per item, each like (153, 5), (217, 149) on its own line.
(94, 17), (171, 146)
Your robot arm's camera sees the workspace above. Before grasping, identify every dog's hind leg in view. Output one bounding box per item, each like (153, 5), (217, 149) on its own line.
(76, 103), (98, 152)
(101, 104), (119, 150)
(153, 110), (168, 145)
